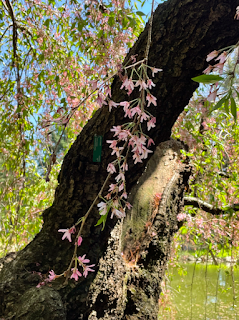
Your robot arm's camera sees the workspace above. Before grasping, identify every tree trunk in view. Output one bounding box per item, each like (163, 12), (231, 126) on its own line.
(1, 0), (239, 319)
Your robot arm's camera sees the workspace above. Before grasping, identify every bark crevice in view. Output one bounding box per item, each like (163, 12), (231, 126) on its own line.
(86, 140), (191, 320)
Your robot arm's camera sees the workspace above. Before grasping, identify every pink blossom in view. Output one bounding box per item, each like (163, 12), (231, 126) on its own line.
(132, 151), (143, 164)
(108, 100), (118, 112)
(130, 54), (138, 63)
(118, 129), (130, 141)
(125, 202), (132, 210)
(78, 254), (90, 264)
(206, 50), (219, 62)
(120, 76), (129, 90)
(96, 93), (107, 107)
(203, 65), (213, 74)
(120, 101), (132, 118)
(216, 51), (227, 64)
(141, 146), (153, 159)
(83, 264), (95, 277)
(48, 270), (57, 281)
(115, 172), (125, 182)
(207, 90), (217, 102)
(113, 199), (119, 208)
(58, 226), (76, 242)
(105, 86), (111, 97)
(120, 101), (131, 118)
(121, 192), (128, 199)
(36, 282), (45, 288)
(235, 6), (239, 19)
(97, 201), (108, 215)
(119, 101), (130, 109)
(147, 79), (155, 89)
(106, 140), (117, 149)
(177, 213), (187, 221)
(135, 79), (148, 91)
(151, 67), (163, 77)
(77, 236), (83, 247)
(131, 135), (147, 156)
(124, 107), (133, 119)
(105, 193), (111, 200)
(140, 112), (150, 122)
(121, 162), (128, 171)
(120, 77), (134, 95)
(119, 183), (124, 192)
(109, 183), (117, 192)
(111, 207), (125, 219)
(213, 62), (224, 74)
(111, 125), (122, 137)
(111, 146), (123, 157)
(147, 138), (155, 147)
(89, 80), (98, 91)
(107, 163), (116, 174)
(147, 117), (156, 131)
(131, 105), (141, 117)
(134, 134), (146, 147)
(71, 268), (82, 281)
(146, 93), (157, 107)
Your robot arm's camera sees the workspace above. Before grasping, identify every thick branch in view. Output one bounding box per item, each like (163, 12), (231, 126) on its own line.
(184, 196), (239, 215)
(1, 0), (239, 319)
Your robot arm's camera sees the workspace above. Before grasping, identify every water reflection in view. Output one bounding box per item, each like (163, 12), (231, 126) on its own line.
(159, 263), (239, 320)
(218, 269), (226, 287)
(206, 295), (217, 304)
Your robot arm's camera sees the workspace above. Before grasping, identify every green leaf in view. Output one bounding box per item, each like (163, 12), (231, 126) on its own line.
(192, 75), (223, 84)
(44, 19), (51, 28)
(211, 96), (227, 112)
(95, 213), (108, 230)
(224, 97), (229, 114)
(235, 90), (239, 101)
(122, 17), (128, 28)
(180, 226), (188, 235)
(230, 97), (237, 121)
(38, 54), (44, 62)
(136, 11), (146, 16)
(108, 16), (114, 27)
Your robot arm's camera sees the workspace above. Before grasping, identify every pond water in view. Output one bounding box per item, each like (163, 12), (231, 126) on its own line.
(159, 263), (239, 320)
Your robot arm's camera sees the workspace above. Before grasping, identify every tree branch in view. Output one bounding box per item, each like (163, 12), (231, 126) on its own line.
(184, 196), (239, 215)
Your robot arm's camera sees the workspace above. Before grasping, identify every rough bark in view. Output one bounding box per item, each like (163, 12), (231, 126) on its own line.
(87, 139), (190, 320)
(1, 0), (239, 319)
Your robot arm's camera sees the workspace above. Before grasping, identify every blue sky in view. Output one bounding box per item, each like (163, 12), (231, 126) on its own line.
(137, 0), (165, 18)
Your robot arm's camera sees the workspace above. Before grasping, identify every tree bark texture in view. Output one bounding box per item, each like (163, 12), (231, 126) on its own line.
(1, 0), (239, 319)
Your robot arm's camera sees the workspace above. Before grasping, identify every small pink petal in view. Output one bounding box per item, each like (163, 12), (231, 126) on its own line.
(77, 236), (83, 246)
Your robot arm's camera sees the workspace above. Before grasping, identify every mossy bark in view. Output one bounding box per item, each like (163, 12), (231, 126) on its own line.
(0, 0), (239, 319)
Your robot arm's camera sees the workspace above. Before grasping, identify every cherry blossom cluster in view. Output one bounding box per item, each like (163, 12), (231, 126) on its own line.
(97, 62), (162, 220)
(37, 227), (94, 286)
(204, 49), (233, 102)
(58, 227), (95, 279)
(16, 0), (139, 154)
(71, 254), (95, 280)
